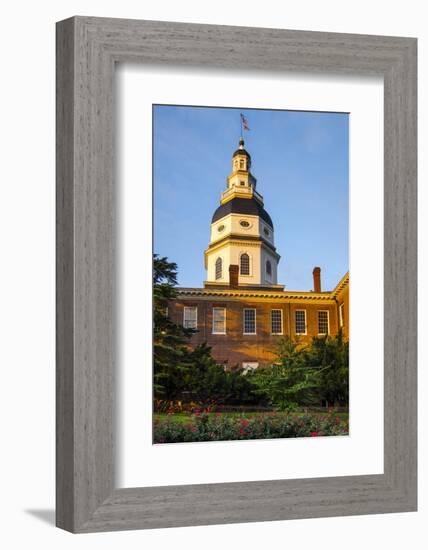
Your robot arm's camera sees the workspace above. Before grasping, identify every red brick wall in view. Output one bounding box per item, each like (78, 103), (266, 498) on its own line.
(168, 298), (339, 368)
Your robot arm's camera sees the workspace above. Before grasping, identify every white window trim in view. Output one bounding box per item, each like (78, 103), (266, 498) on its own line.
(239, 251), (252, 277)
(183, 306), (198, 329)
(212, 307), (227, 335)
(243, 308), (257, 335)
(339, 303), (344, 328)
(317, 310), (330, 335)
(215, 256), (223, 280)
(265, 260), (272, 281)
(295, 309), (307, 335)
(271, 309), (283, 335)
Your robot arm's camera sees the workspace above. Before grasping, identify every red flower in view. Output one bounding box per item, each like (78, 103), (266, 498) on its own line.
(311, 431), (317, 437)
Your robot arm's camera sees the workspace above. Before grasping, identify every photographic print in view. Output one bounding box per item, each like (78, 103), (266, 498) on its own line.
(153, 105), (349, 444)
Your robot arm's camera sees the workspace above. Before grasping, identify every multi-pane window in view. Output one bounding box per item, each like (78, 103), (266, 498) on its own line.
(215, 257), (222, 280)
(271, 309), (283, 335)
(183, 306), (197, 329)
(240, 253), (250, 275)
(318, 310), (329, 335)
(295, 310), (307, 335)
(212, 307), (226, 334)
(339, 303), (345, 328)
(266, 260), (272, 277)
(243, 308), (256, 334)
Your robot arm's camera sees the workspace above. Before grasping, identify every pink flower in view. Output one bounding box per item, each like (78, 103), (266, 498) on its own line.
(311, 431), (317, 437)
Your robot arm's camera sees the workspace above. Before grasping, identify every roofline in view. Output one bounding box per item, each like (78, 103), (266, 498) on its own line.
(331, 272), (350, 299)
(175, 287), (335, 302)
(175, 271), (349, 302)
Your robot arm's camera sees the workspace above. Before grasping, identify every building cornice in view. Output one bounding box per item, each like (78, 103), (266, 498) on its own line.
(331, 272), (350, 299)
(176, 271), (349, 303)
(206, 234), (279, 257)
(176, 287), (336, 304)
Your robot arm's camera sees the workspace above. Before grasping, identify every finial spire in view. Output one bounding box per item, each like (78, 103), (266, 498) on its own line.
(239, 136), (245, 149)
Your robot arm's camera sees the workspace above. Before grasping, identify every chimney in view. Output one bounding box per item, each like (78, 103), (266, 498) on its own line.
(229, 264), (239, 288)
(313, 266), (321, 293)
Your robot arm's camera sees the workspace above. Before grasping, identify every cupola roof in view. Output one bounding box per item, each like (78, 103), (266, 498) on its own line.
(232, 136), (251, 159)
(211, 197), (273, 228)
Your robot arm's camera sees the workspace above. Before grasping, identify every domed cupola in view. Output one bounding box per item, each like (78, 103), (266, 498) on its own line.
(204, 136), (283, 290)
(211, 197), (274, 229)
(233, 136), (252, 167)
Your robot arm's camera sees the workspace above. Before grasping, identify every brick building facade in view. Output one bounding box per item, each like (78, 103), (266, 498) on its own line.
(168, 136), (349, 369)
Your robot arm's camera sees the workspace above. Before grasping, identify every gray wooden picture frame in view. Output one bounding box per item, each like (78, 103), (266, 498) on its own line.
(56, 16), (417, 533)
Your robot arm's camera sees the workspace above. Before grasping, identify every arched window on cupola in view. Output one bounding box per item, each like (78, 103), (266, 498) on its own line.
(240, 253), (250, 275)
(266, 260), (272, 278)
(215, 257), (222, 280)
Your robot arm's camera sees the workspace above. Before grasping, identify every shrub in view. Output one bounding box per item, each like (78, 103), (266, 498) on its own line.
(153, 412), (349, 444)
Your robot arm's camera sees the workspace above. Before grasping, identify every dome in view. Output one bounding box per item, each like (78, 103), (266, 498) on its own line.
(212, 197), (273, 228)
(232, 136), (251, 160)
(232, 147), (251, 159)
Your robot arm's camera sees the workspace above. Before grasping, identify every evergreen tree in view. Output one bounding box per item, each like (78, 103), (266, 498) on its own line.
(153, 254), (194, 399)
(249, 336), (321, 411)
(307, 330), (349, 407)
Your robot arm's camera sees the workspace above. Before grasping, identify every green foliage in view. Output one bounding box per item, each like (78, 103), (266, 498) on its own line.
(307, 331), (349, 406)
(249, 336), (322, 411)
(153, 412), (349, 444)
(153, 254), (195, 399)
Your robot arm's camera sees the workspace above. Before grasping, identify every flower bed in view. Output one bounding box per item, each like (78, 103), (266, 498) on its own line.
(153, 412), (348, 444)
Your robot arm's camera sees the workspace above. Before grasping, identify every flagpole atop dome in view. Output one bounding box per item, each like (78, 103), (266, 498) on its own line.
(240, 113), (250, 140)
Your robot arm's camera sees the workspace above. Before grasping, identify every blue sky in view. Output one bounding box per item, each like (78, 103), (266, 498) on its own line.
(153, 105), (348, 291)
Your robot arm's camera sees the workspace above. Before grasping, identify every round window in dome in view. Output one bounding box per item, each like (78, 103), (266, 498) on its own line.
(217, 224), (225, 232)
(240, 220), (250, 228)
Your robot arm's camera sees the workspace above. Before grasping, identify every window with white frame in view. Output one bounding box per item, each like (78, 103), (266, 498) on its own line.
(215, 257), (222, 280)
(243, 308), (256, 334)
(271, 309), (283, 335)
(318, 310), (329, 335)
(295, 310), (307, 335)
(339, 303), (345, 328)
(183, 306), (197, 329)
(212, 307), (226, 334)
(240, 253), (250, 275)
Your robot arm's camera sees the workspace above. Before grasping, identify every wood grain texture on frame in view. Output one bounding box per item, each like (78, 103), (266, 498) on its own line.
(56, 16), (417, 533)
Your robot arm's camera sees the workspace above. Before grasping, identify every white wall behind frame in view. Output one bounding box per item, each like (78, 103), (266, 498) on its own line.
(3, 2), (426, 548)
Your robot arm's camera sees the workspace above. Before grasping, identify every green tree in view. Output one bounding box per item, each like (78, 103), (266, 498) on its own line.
(153, 254), (195, 400)
(249, 336), (321, 411)
(307, 331), (349, 407)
